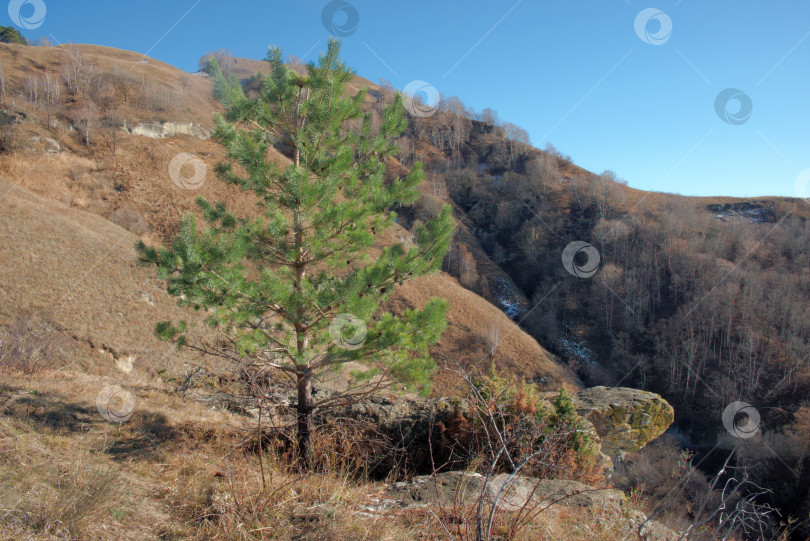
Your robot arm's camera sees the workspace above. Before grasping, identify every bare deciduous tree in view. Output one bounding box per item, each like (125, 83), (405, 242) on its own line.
(0, 62), (6, 105)
(199, 49), (235, 77)
(61, 45), (89, 99)
(76, 102), (97, 147)
(487, 324), (502, 357)
(114, 72), (135, 102)
(480, 107), (499, 127)
(42, 72), (62, 127)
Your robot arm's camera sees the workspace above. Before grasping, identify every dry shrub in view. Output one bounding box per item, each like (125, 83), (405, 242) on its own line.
(457, 369), (602, 483)
(86, 198), (112, 216)
(0, 123), (18, 153)
(79, 171), (114, 198)
(19, 465), (118, 538)
(0, 314), (61, 374)
(612, 435), (714, 532)
(159, 451), (419, 541)
(109, 205), (149, 235)
(0, 419), (119, 539)
(413, 193), (445, 223)
(249, 416), (400, 481)
(67, 163), (86, 181)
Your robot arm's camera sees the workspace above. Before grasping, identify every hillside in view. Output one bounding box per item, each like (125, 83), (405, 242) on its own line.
(1, 40), (807, 540)
(0, 43), (573, 395)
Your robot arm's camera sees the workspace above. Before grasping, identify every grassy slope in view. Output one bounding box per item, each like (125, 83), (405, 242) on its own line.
(0, 42), (575, 392)
(4, 42), (797, 539)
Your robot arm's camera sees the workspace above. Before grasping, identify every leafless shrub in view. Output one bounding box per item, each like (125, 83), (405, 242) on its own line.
(99, 113), (123, 156)
(88, 72), (116, 113)
(0, 314), (62, 374)
(486, 324), (501, 358)
(199, 49), (236, 77)
(453, 365), (600, 482)
(427, 363), (603, 540)
(2, 459), (117, 538)
(0, 120), (17, 153)
(61, 44), (90, 99)
(113, 72), (135, 102)
(0, 61), (6, 105)
(413, 193), (445, 223)
(67, 163), (86, 181)
(109, 206), (149, 236)
(543, 141), (571, 164)
(142, 80), (178, 112)
(286, 55), (307, 76)
(69, 101), (97, 146)
(615, 437), (784, 540)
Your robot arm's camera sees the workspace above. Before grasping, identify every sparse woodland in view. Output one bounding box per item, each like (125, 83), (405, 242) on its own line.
(385, 86), (810, 537)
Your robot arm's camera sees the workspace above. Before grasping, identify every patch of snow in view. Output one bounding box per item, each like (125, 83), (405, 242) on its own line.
(559, 324), (596, 365)
(488, 275), (529, 319)
(709, 203), (776, 224)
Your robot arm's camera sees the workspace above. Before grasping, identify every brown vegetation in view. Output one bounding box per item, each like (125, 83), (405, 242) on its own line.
(0, 41), (807, 539)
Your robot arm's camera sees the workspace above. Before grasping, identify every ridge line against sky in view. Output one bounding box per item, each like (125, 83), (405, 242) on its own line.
(5, 0), (810, 199)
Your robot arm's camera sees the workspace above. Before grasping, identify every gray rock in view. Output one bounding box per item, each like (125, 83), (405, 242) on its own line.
(373, 471), (680, 539)
(570, 387), (675, 458)
(126, 121), (210, 139)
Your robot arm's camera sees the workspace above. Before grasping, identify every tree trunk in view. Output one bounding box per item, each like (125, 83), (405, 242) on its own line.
(296, 370), (313, 469)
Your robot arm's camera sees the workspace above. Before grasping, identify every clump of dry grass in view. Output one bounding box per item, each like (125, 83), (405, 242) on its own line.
(0, 313), (62, 374)
(109, 206), (149, 236)
(0, 414), (122, 540)
(152, 442), (424, 540)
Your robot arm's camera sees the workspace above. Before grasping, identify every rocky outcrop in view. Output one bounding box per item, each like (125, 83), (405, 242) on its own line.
(0, 108), (23, 126)
(381, 471), (624, 512)
(367, 471), (679, 540)
(125, 121), (210, 139)
(29, 136), (61, 154)
(570, 387), (674, 457)
(332, 387), (674, 461)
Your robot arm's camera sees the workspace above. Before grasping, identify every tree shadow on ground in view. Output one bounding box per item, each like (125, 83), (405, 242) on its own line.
(0, 383), (181, 461)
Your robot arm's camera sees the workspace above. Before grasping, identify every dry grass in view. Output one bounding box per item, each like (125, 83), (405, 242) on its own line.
(0, 41), (578, 395)
(0, 368), (419, 540)
(0, 365), (663, 540)
(389, 274), (576, 396)
(0, 314), (62, 374)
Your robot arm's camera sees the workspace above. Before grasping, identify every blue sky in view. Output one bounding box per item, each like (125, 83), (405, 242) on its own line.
(7, 0), (810, 198)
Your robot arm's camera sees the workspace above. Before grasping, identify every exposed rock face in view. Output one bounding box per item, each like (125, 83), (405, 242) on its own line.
(323, 386), (673, 477)
(29, 136), (61, 154)
(382, 471), (625, 512)
(571, 387), (674, 457)
(126, 121), (210, 139)
(333, 387), (674, 461)
(369, 471), (679, 540)
(326, 395), (464, 474)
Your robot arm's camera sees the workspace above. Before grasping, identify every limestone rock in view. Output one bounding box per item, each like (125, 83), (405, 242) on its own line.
(382, 471), (625, 512)
(127, 121), (210, 139)
(328, 386), (674, 468)
(372, 471), (680, 540)
(571, 386), (674, 457)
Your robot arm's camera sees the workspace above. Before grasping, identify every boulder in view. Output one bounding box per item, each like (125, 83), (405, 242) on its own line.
(381, 471), (625, 512)
(571, 387), (674, 457)
(126, 121), (210, 139)
(365, 471), (680, 540)
(332, 386), (674, 461)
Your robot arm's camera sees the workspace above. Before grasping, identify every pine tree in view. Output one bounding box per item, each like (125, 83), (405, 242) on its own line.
(137, 39), (454, 467)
